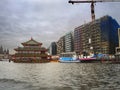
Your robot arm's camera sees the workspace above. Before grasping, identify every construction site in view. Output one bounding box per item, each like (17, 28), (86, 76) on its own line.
(74, 15), (120, 55)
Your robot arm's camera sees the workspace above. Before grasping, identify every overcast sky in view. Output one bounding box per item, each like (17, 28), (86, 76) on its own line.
(0, 0), (120, 54)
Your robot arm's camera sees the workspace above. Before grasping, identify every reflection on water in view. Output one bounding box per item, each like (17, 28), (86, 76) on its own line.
(0, 62), (120, 90)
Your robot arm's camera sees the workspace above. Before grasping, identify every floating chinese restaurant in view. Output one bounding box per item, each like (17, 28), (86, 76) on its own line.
(13, 38), (50, 63)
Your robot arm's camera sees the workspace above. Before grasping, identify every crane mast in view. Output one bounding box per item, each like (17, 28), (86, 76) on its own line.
(91, 1), (96, 21)
(68, 0), (120, 21)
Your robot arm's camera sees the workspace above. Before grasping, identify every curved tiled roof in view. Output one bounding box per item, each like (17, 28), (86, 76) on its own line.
(22, 38), (42, 45)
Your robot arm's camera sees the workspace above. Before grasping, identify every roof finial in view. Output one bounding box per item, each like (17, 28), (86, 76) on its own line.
(31, 37), (33, 40)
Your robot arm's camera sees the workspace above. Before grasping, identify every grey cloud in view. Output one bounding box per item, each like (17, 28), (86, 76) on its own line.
(0, 0), (120, 53)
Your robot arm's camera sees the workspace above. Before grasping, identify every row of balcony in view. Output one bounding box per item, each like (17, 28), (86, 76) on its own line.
(15, 53), (48, 57)
(15, 47), (46, 51)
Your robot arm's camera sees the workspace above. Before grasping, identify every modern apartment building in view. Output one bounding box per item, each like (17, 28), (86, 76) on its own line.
(49, 42), (57, 55)
(116, 28), (120, 54)
(74, 26), (83, 54)
(56, 36), (65, 55)
(64, 32), (74, 52)
(74, 15), (120, 54)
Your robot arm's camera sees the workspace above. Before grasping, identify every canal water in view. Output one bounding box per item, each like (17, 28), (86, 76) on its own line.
(0, 61), (120, 90)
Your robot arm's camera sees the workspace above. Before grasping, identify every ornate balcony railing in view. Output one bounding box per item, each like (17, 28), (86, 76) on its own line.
(15, 53), (48, 57)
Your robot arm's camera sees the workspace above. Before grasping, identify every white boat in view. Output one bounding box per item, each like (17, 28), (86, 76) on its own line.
(0, 59), (9, 61)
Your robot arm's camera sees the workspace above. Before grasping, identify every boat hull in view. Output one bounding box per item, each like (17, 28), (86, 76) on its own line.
(59, 60), (80, 63)
(79, 58), (97, 63)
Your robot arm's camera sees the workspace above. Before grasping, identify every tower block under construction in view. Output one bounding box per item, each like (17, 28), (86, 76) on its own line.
(74, 15), (120, 55)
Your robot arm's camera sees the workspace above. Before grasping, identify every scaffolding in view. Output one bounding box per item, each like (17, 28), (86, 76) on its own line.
(74, 15), (119, 55)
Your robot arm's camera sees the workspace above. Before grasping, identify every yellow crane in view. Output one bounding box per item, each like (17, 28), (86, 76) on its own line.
(68, 0), (120, 21)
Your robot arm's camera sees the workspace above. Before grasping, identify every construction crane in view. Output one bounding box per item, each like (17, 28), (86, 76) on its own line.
(68, 0), (120, 21)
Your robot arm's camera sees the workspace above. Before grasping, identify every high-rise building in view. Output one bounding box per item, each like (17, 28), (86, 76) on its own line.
(64, 32), (74, 52)
(49, 42), (57, 55)
(74, 26), (83, 54)
(116, 28), (120, 54)
(56, 36), (65, 55)
(74, 15), (120, 54)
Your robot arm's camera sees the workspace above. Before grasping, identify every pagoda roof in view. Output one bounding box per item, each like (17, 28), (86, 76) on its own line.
(22, 38), (42, 46)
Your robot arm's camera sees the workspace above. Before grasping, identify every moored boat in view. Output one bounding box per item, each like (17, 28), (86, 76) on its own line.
(79, 57), (97, 62)
(12, 38), (50, 63)
(59, 52), (80, 63)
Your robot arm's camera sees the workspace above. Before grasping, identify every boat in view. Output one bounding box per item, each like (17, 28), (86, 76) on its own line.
(0, 59), (10, 61)
(58, 52), (80, 63)
(79, 57), (97, 62)
(12, 38), (50, 63)
(79, 53), (97, 62)
(79, 53), (110, 62)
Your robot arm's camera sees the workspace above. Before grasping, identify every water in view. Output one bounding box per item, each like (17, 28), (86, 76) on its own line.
(0, 61), (120, 90)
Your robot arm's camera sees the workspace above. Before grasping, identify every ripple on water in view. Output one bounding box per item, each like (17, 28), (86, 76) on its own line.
(0, 62), (120, 90)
